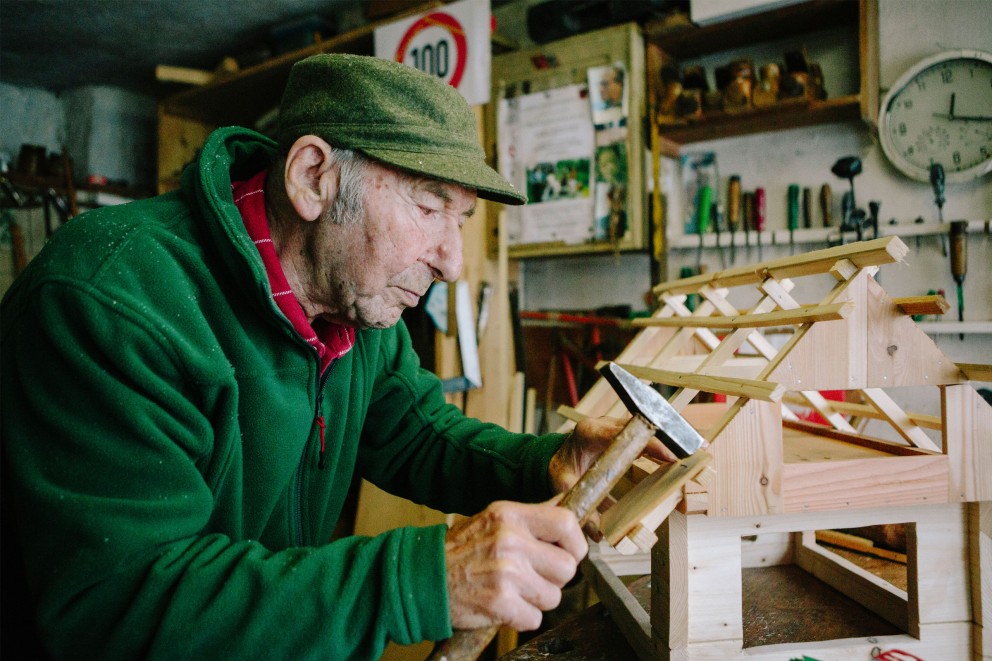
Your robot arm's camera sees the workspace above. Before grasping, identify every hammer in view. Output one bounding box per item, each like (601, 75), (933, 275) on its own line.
(428, 363), (708, 661)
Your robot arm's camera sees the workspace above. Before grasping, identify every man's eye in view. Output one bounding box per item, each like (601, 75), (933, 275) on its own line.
(419, 206), (438, 217)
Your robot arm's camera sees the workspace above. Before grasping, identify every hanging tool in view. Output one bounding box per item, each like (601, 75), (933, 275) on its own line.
(929, 163), (949, 257)
(695, 184), (713, 271)
(839, 191), (854, 244)
(727, 175), (741, 265)
(742, 191), (754, 261)
(819, 184), (832, 228)
(802, 187), (813, 229)
(429, 362), (708, 661)
(787, 184), (799, 255)
(713, 202), (727, 269)
(868, 201), (881, 241)
(754, 187), (766, 261)
(949, 220), (967, 340)
(832, 156), (866, 242)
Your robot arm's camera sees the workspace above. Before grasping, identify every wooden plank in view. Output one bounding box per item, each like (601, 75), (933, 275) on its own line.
(893, 294), (949, 316)
(766, 269), (868, 390)
(632, 301), (852, 329)
(909, 506), (971, 631)
(583, 550), (654, 661)
(972, 501), (991, 657)
(652, 236), (908, 295)
(782, 418), (936, 457)
(860, 387), (941, 451)
(709, 399), (784, 517)
(942, 384), (992, 502)
(957, 362), (992, 382)
(601, 451), (713, 546)
(155, 64), (213, 86)
(653, 509), (689, 652)
(865, 275), (964, 387)
(795, 530), (909, 631)
(616, 363), (786, 402)
(814, 529), (907, 563)
(782, 454), (948, 513)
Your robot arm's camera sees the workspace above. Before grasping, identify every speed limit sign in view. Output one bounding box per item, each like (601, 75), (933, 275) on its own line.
(375, 0), (491, 105)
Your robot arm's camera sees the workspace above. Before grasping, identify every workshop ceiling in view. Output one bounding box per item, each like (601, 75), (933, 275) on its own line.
(0, 1), (671, 97)
(0, 0), (369, 96)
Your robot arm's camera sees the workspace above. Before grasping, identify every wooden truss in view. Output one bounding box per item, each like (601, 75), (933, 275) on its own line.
(562, 237), (992, 659)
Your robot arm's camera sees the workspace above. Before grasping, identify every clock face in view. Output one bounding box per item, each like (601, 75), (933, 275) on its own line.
(879, 50), (992, 182)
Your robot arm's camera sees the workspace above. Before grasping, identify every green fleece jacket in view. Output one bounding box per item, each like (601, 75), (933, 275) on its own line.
(0, 127), (564, 659)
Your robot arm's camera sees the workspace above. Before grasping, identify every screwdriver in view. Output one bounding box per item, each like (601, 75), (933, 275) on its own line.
(754, 187), (766, 261)
(695, 184), (713, 271)
(727, 176), (742, 265)
(742, 191), (754, 261)
(787, 184), (800, 255)
(820, 184), (832, 228)
(930, 163), (948, 257)
(802, 187), (813, 229)
(949, 220), (967, 340)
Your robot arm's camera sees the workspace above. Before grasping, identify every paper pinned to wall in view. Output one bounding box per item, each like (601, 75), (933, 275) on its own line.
(497, 84), (595, 246)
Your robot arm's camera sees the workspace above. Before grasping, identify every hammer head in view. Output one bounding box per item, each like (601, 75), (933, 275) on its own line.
(600, 362), (707, 459)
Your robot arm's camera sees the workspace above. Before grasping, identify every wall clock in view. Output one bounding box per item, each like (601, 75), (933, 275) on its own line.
(878, 49), (992, 183)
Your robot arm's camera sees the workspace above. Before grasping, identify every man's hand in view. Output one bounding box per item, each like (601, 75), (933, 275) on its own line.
(445, 499), (586, 631)
(548, 416), (678, 496)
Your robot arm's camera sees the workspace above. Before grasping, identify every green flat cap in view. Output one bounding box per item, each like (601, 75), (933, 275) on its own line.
(277, 53), (526, 206)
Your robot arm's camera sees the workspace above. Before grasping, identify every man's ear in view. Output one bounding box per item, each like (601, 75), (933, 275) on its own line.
(283, 135), (338, 222)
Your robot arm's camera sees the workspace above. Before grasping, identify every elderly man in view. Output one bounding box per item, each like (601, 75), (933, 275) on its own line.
(1, 54), (666, 659)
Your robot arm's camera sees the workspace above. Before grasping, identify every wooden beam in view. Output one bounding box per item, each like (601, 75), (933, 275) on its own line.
(653, 236), (909, 295)
(616, 362), (786, 402)
(155, 64), (213, 86)
(783, 419), (936, 457)
(893, 294), (949, 317)
(957, 363), (992, 382)
(632, 301), (852, 329)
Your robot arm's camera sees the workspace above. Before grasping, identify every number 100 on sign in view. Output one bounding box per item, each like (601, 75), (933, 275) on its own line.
(394, 12), (468, 88)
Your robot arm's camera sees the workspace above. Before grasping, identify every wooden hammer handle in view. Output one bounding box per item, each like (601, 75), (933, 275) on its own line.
(427, 415), (656, 661)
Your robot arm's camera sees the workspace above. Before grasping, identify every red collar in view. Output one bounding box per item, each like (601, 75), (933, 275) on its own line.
(232, 169), (354, 373)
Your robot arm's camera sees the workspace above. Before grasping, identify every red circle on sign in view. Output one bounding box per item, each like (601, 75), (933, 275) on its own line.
(394, 12), (467, 89)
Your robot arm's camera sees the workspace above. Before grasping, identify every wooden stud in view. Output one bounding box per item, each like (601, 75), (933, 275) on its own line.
(617, 362), (786, 402)
(942, 384), (992, 502)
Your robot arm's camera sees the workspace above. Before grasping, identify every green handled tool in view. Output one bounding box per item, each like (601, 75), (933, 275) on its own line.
(695, 184), (713, 271)
(787, 184), (799, 255)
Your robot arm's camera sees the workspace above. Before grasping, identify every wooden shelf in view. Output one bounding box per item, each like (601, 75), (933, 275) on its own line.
(160, 2), (439, 128)
(656, 94), (862, 144)
(645, 0), (877, 146)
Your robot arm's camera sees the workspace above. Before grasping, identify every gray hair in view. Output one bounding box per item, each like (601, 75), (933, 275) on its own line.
(325, 147), (371, 225)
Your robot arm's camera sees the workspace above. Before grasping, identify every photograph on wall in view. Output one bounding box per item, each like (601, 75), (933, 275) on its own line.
(588, 62), (628, 129)
(497, 84), (596, 246)
(593, 141), (628, 241)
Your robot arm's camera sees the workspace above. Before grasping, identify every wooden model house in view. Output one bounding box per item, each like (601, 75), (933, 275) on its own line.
(562, 236), (991, 660)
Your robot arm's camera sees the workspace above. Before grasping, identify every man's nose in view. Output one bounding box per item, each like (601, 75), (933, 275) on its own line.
(431, 218), (463, 282)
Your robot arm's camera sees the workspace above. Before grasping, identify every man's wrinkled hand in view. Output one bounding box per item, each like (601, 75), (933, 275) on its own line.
(445, 499), (586, 631)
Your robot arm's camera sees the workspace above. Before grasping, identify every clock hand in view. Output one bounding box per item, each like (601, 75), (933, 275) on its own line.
(949, 92), (956, 118)
(932, 112), (992, 120)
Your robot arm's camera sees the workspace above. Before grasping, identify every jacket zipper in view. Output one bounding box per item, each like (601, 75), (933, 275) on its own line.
(291, 360), (333, 546)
